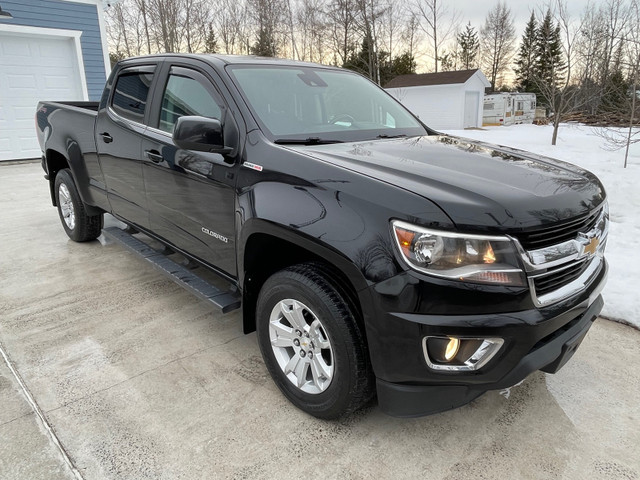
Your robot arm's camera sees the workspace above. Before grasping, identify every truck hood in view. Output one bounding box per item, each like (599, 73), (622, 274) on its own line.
(294, 135), (606, 231)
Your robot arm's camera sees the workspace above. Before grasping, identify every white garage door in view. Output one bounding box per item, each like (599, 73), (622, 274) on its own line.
(0, 31), (85, 161)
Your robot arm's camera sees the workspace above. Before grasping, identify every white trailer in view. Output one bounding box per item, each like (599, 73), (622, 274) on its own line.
(483, 93), (536, 126)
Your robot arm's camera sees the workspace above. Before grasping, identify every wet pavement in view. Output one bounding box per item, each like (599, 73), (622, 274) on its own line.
(1, 162), (639, 479)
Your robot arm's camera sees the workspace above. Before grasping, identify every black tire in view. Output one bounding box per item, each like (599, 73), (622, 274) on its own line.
(256, 263), (374, 419)
(54, 169), (103, 242)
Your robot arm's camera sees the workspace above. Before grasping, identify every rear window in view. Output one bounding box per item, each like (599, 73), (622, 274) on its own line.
(111, 71), (154, 123)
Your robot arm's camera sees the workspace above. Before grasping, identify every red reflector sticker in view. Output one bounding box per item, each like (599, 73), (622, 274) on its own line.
(243, 162), (263, 172)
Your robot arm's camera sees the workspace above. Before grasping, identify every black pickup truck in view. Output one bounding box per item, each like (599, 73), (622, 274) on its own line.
(36, 54), (608, 419)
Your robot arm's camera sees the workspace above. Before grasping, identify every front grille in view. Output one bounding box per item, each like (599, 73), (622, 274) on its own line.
(516, 208), (602, 250)
(533, 259), (592, 297)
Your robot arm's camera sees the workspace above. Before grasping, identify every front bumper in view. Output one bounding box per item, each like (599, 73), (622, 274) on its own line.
(362, 259), (607, 417)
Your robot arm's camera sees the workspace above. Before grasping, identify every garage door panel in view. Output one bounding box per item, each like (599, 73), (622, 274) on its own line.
(0, 31), (85, 160)
(18, 135), (40, 151)
(0, 138), (11, 156)
(44, 74), (75, 89)
(6, 73), (38, 90)
(0, 38), (31, 57)
(13, 104), (37, 122)
(39, 42), (76, 60)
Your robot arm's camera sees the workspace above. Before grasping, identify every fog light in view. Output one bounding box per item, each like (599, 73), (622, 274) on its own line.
(423, 336), (504, 372)
(444, 337), (460, 361)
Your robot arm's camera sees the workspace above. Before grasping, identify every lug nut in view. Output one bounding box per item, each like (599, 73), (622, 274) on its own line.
(300, 350), (306, 357)
(293, 338), (300, 346)
(308, 351), (313, 359)
(304, 332), (310, 338)
(296, 330), (302, 337)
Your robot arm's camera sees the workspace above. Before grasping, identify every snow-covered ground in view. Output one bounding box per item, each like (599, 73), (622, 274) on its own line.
(443, 123), (640, 329)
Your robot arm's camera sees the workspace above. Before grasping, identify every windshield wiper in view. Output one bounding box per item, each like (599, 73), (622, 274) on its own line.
(376, 133), (407, 139)
(274, 137), (344, 145)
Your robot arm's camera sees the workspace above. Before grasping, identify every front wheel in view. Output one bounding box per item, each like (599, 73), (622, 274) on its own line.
(256, 263), (373, 419)
(54, 169), (102, 242)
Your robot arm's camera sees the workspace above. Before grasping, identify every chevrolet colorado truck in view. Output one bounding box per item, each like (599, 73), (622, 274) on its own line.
(36, 54), (608, 419)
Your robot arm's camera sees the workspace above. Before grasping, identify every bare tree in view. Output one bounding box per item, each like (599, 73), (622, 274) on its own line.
(595, 0), (640, 167)
(533, 0), (586, 145)
(480, 1), (516, 90)
(353, 0), (387, 83)
(401, 12), (422, 62)
(296, 0), (330, 63)
(132, 0), (153, 54)
(575, 2), (607, 113)
(597, 0), (630, 97)
(214, 0), (250, 54)
(412, 0), (459, 72)
(327, 0), (357, 65)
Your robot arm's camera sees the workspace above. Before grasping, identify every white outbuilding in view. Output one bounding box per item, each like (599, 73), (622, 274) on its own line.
(385, 69), (491, 130)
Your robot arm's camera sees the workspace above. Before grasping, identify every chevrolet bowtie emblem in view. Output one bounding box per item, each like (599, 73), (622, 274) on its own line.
(583, 237), (600, 256)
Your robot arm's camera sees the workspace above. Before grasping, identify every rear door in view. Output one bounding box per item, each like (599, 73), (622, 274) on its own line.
(96, 64), (159, 229)
(141, 63), (239, 276)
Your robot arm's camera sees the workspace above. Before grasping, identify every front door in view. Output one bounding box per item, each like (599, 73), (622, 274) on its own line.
(463, 91), (479, 128)
(141, 65), (238, 276)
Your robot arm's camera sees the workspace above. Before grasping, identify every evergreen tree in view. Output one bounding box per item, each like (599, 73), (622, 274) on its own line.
(251, 27), (277, 57)
(514, 12), (537, 92)
(343, 39), (376, 79)
(457, 22), (479, 70)
(391, 52), (417, 77)
(438, 51), (458, 71)
(535, 10), (565, 94)
(601, 69), (629, 112)
(204, 25), (218, 54)
(600, 40), (629, 113)
(346, 43), (416, 86)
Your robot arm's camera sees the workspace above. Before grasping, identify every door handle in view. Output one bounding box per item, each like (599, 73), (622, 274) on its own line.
(144, 149), (164, 163)
(99, 132), (113, 143)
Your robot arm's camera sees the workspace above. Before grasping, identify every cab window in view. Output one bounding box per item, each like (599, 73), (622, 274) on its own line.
(159, 69), (222, 133)
(111, 70), (155, 123)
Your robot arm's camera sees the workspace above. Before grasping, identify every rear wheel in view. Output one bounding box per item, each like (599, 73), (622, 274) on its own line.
(54, 169), (102, 242)
(256, 263), (373, 419)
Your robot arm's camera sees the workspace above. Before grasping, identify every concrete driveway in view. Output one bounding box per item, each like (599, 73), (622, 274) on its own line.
(1, 161), (639, 480)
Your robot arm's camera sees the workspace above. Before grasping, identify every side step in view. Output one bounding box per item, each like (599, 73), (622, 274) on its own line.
(102, 226), (241, 314)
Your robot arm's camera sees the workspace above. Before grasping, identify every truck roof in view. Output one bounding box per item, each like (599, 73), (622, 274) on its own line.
(118, 53), (331, 70)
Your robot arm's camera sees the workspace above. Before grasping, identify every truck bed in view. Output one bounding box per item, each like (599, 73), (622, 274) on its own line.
(40, 101), (99, 112)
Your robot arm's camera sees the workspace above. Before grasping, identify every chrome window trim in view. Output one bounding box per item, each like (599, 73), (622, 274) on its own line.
(146, 125), (173, 138)
(107, 106), (146, 130)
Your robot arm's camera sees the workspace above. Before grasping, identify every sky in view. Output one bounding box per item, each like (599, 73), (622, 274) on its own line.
(449, 0), (594, 33)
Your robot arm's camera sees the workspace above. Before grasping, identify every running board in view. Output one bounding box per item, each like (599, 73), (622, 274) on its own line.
(102, 226), (241, 314)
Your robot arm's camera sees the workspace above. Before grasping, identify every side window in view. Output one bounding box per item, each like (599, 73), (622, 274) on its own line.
(159, 72), (222, 133)
(111, 71), (154, 123)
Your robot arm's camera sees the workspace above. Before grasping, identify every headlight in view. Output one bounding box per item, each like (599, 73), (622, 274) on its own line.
(391, 220), (526, 286)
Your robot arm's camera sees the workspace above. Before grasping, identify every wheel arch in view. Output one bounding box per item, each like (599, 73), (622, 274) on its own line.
(45, 148), (102, 215)
(239, 220), (370, 336)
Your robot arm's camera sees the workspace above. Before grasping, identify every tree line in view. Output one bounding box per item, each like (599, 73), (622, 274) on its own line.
(107, 0), (639, 147)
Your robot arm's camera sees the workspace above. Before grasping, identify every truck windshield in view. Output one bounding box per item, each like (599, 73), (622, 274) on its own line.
(228, 65), (427, 143)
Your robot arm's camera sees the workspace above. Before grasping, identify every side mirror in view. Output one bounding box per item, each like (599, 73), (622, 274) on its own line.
(172, 116), (233, 155)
